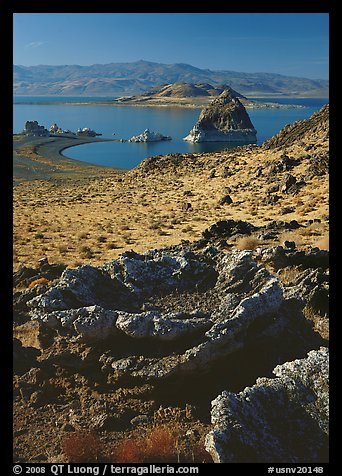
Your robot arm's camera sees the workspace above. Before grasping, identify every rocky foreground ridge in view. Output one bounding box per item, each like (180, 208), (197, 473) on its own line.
(184, 89), (257, 143)
(14, 229), (329, 462)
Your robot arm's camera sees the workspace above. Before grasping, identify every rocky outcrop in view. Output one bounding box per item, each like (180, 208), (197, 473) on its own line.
(205, 347), (329, 463)
(14, 240), (326, 382)
(23, 121), (49, 137)
(129, 129), (171, 142)
(13, 229), (329, 463)
(184, 89), (257, 143)
(263, 104), (329, 150)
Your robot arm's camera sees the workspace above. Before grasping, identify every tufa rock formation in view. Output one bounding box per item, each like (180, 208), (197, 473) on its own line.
(205, 347), (329, 463)
(128, 128), (171, 142)
(184, 88), (257, 143)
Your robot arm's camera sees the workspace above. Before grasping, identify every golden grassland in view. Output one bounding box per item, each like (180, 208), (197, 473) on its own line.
(13, 136), (328, 271)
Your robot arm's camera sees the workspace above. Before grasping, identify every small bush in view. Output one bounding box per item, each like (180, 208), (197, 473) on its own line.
(112, 426), (177, 463)
(316, 235), (329, 250)
(62, 431), (101, 463)
(34, 233), (45, 239)
(58, 245), (68, 255)
(111, 424), (212, 463)
(79, 245), (94, 258)
(97, 235), (107, 243)
(112, 438), (144, 463)
(106, 242), (121, 250)
(144, 426), (178, 462)
(236, 235), (260, 251)
(28, 277), (50, 289)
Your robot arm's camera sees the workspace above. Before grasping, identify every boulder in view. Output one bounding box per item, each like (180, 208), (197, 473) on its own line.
(30, 305), (119, 342)
(205, 347), (329, 463)
(184, 89), (257, 143)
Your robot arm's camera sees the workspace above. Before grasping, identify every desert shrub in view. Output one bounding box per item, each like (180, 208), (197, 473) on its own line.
(79, 245), (94, 258)
(28, 277), (50, 289)
(149, 221), (162, 230)
(277, 266), (303, 285)
(236, 235), (260, 251)
(304, 305), (329, 340)
(316, 235), (329, 250)
(62, 431), (101, 463)
(144, 426), (178, 462)
(112, 438), (145, 463)
(97, 235), (107, 243)
(58, 245), (68, 255)
(106, 242), (121, 250)
(112, 426), (177, 463)
(111, 424), (212, 463)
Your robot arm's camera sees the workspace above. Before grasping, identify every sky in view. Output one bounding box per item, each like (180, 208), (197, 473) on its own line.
(13, 13), (329, 79)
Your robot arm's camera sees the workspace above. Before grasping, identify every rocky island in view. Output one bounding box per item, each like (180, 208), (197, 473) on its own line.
(128, 129), (171, 143)
(184, 89), (257, 143)
(113, 82), (306, 110)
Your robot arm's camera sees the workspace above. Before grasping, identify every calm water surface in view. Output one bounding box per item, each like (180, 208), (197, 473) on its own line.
(13, 97), (328, 169)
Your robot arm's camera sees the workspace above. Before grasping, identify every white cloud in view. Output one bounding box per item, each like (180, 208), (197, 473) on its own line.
(24, 41), (46, 49)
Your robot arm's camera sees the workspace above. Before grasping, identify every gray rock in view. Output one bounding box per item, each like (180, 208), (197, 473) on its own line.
(205, 347), (329, 463)
(115, 310), (212, 341)
(112, 248), (217, 297)
(284, 268), (329, 316)
(30, 305), (118, 342)
(184, 89), (257, 143)
(26, 265), (133, 312)
(130, 414), (150, 427)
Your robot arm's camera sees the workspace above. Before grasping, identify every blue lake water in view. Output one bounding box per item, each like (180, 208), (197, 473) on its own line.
(13, 97), (328, 170)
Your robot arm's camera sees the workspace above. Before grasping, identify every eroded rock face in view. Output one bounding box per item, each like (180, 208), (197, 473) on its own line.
(205, 347), (329, 463)
(184, 89), (257, 143)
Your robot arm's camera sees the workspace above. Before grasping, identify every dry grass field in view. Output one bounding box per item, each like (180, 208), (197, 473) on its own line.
(13, 136), (328, 272)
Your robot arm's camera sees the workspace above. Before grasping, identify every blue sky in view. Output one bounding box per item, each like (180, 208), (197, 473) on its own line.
(13, 13), (329, 79)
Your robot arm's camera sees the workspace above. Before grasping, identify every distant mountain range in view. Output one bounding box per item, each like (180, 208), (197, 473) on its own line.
(13, 60), (329, 97)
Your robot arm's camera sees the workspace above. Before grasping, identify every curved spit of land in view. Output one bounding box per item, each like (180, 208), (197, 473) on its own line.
(13, 134), (124, 181)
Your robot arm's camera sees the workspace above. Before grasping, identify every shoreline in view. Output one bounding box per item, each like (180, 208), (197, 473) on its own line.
(13, 95), (327, 109)
(13, 134), (127, 181)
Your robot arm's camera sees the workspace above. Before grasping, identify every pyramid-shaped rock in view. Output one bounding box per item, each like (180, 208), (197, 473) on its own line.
(184, 88), (257, 143)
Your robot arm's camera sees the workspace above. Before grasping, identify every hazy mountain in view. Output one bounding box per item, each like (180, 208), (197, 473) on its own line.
(13, 60), (329, 97)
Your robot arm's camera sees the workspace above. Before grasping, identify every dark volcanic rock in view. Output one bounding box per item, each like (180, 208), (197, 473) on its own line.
(13, 261), (67, 288)
(202, 220), (257, 241)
